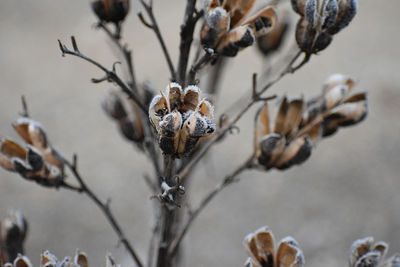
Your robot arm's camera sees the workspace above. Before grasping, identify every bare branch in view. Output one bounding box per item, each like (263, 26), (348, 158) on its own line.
(62, 155), (145, 267)
(139, 0), (176, 81)
(57, 37), (147, 113)
(169, 153), (255, 257)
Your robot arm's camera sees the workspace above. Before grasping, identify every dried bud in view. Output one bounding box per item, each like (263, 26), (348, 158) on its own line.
(257, 10), (290, 56)
(0, 211), (27, 263)
(91, 0), (130, 24)
(103, 89), (145, 145)
(243, 226), (304, 267)
(201, 0), (277, 57)
(291, 0), (357, 54)
(149, 83), (215, 155)
(349, 237), (396, 267)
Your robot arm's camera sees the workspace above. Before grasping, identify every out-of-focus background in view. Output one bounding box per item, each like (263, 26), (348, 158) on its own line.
(0, 0), (399, 266)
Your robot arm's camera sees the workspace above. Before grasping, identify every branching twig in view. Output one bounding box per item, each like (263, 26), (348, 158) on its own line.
(177, 0), (203, 85)
(139, 0), (176, 81)
(168, 153), (255, 256)
(96, 22), (138, 92)
(62, 155), (144, 267)
(57, 36), (147, 113)
(187, 50), (214, 85)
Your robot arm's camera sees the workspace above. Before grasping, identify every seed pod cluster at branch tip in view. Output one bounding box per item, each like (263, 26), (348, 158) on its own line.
(257, 9), (290, 56)
(349, 237), (400, 267)
(102, 89), (145, 146)
(254, 73), (367, 170)
(291, 0), (357, 54)
(201, 0), (277, 57)
(149, 83), (215, 155)
(3, 250), (95, 267)
(91, 0), (130, 24)
(0, 118), (65, 186)
(243, 226), (304, 267)
(0, 211), (27, 263)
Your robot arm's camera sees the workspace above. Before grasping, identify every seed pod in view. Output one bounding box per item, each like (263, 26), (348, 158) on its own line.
(244, 226), (275, 266)
(217, 25), (255, 56)
(295, 18), (332, 54)
(354, 251), (380, 267)
(328, 0), (357, 35)
(257, 10), (290, 56)
(41, 250), (58, 267)
(382, 254), (400, 267)
(275, 136), (312, 170)
(91, 0), (130, 24)
(350, 237), (374, 266)
(257, 133), (286, 169)
(276, 237), (305, 267)
(102, 90), (127, 119)
(201, 7), (230, 48)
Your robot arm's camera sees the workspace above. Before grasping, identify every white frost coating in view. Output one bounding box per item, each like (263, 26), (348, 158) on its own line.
(14, 254), (33, 267)
(184, 85), (200, 94)
(167, 82), (183, 95)
(207, 7), (230, 30)
(15, 117), (43, 129)
(280, 236), (300, 248)
(148, 95), (163, 116)
(199, 99), (215, 119)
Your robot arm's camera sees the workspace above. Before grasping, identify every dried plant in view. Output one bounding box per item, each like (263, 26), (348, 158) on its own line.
(0, 0), (395, 267)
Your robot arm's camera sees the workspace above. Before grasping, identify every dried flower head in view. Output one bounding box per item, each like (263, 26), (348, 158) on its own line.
(201, 0), (277, 57)
(257, 9), (290, 56)
(0, 118), (64, 187)
(349, 237), (400, 267)
(149, 83), (215, 155)
(91, 0), (130, 24)
(291, 0), (357, 54)
(0, 211), (27, 263)
(103, 89), (145, 145)
(254, 73), (367, 170)
(243, 226), (304, 267)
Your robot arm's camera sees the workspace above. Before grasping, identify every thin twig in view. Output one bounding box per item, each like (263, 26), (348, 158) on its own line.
(140, 0), (176, 81)
(62, 155), (144, 267)
(58, 37), (147, 113)
(97, 22), (138, 92)
(168, 153), (255, 256)
(187, 51), (214, 85)
(19, 96), (29, 118)
(176, 0), (203, 84)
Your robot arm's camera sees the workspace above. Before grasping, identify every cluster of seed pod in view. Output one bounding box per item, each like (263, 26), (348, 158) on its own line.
(349, 237), (400, 267)
(200, 0), (277, 57)
(0, 118), (64, 187)
(254, 73), (367, 170)
(3, 250), (90, 267)
(0, 211), (27, 264)
(102, 89), (146, 147)
(243, 226), (304, 267)
(149, 83), (215, 156)
(256, 9), (290, 56)
(291, 0), (357, 54)
(91, 0), (130, 24)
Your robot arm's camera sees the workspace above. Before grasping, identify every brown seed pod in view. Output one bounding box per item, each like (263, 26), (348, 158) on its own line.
(243, 226), (304, 267)
(91, 0), (130, 24)
(201, 0), (276, 57)
(149, 83), (215, 156)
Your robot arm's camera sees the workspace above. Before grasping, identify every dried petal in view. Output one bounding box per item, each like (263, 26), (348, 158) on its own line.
(183, 86), (200, 112)
(74, 250), (88, 267)
(354, 251), (380, 267)
(323, 73), (355, 95)
(149, 94), (169, 133)
(276, 237), (305, 267)
(273, 96), (288, 134)
(254, 103), (271, 152)
(254, 226), (275, 266)
(223, 0), (256, 27)
(284, 99), (304, 136)
(243, 7), (277, 38)
(217, 25), (255, 56)
(258, 133), (285, 169)
(372, 241), (388, 258)
(167, 83), (183, 111)
(349, 237), (374, 267)
(257, 10), (289, 56)
(275, 136), (312, 170)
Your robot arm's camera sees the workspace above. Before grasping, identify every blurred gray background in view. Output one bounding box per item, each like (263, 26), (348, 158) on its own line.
(1, 0), (399, 266)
